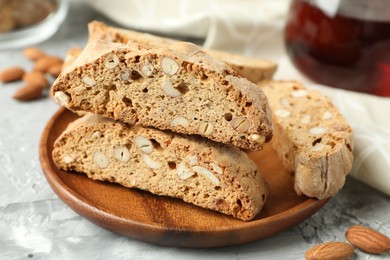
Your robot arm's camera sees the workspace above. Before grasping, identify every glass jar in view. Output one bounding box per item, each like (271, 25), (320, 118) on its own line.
(285, 0), (390, 96)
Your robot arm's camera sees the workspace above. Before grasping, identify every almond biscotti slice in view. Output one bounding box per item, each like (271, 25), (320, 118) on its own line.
(52, 114), (268, 221)
(258, 81), (353, 199)
(52, 40), (273, 150)
(88, 21), (277, 83)
(62, 47), (83, 71)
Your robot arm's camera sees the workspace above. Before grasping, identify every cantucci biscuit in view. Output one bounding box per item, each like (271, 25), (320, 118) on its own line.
(52, 114), (269, 221)
(258, 81), (353, 199)
(88, 21), (277, 83)
(62, 47), (83, 71)
(52, 40), (273, 150)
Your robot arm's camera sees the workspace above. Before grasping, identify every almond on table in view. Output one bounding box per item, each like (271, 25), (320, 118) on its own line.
(346, 225), (390, 254)
(14, 70), (49, 101)
(12, 84), (44, 101)
(34, 56), (63, 73)
(22, 71), (49, 89)
(2, 46), (63, 101)
(0, 66), (25, 83)
(305, 241), (355, 260)
(23, 47), (46, 61)
(47, 63), (63, 77)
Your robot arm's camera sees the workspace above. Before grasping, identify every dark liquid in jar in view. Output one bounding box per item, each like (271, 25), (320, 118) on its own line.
(285, 0), (390, 96)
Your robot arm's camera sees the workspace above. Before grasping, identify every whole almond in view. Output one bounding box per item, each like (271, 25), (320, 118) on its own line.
(23, 47), (46, 61)
(345, 225), (390, 254)
(305, 241), (355, 260)
(47, 63), (63, 77)
(23, 71), (49, 89)
(13, 84), (44, 101)
(0, 66), (25, 83)
(34, 56), (63, 72)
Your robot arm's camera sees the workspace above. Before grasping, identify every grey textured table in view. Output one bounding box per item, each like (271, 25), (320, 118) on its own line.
(1, 1), (389, 259)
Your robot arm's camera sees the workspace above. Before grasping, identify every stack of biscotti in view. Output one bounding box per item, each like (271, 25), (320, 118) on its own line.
(51, 31), (274, 220)
(258, 81), (353, 199)
(51, 22), (354, 221)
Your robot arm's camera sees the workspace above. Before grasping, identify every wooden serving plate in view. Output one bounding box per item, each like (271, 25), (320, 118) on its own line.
(39, 108), (329, 248)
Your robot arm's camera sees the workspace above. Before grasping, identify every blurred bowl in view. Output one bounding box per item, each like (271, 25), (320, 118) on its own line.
(0, 0), (69, 50)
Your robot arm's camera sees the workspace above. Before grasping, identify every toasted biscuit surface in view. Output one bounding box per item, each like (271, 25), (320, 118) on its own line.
(52, 40), (273, 150)
(88, 21), (277, 83)
(258, 81), (353, 199)
(52, 114), (269, 221)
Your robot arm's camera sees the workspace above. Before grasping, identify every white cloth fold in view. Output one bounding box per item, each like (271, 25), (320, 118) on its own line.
(87, 0), (390, 196)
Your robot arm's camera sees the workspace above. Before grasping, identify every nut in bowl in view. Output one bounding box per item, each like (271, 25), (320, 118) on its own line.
(0, 0), (69, 50)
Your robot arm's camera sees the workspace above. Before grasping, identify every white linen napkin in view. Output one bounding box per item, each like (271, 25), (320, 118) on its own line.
(86, 0), (289, 49)
(87, 0), (390, 196)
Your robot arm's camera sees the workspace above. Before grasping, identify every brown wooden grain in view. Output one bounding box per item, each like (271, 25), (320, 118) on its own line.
(39, 108), (330, 248)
